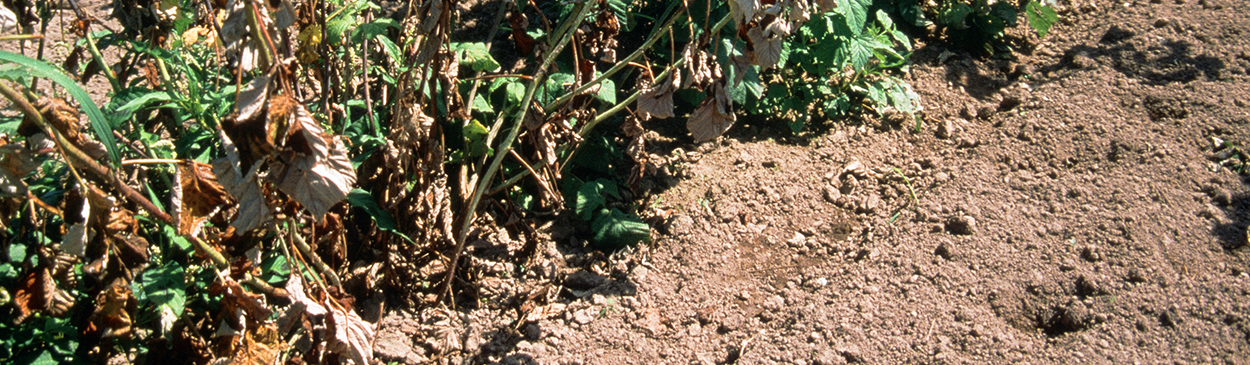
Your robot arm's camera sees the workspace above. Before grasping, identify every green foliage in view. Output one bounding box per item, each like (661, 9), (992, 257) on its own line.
(911, 0), (1058, 54)
(450, 42), (502, 73)
(565, 177), (651, 251)
(737, 4), (917, 133)
(1025, 0), (1059, 38)
(132, 261), (187, 335)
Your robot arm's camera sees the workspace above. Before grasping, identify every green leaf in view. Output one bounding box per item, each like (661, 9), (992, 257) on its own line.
(1025, 0), (1059, 38)
(472, 92), (495, 115)
(596, 78), (616, 105)
(937, 2), (973, 28)
(326, 15), (357, 46)
(450, 42), (501, 72)
(373, 34), (403, 61)
(462, 119), (492, 158)
(0, 51), (121, 166)
(346, 188), (399, 232)
(590, 208), (651, 251)
(575, 179), (618, 221)
(258, 252), (291, 285)
(7, 243), (26, 263)
(350, 17), (398, 44)
(836, 0), (869, 36)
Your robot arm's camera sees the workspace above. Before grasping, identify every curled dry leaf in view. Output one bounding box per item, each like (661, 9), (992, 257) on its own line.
(271, 104), (355, 218)
(745, 15), (790, 68)
(636, 72), (679, 121)
(325, 299), (375, 365)
(680, 39), (719, 90)
(0, 136), (36, 198)
(87, 284), (136, 339)
(687, 81), (737, 143)
(12, 265), (77, 323)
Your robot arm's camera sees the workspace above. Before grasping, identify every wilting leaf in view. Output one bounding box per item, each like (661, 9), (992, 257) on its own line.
(237, 75), (271, 123)
(212, 131), (272, 233)
(591, 208), (651, 251)
(687, 82), (737, 142)
(746, 18), (791, 68)
(173, 160), (233, 236)
(636, 72), (678, 120)
(272, 104), (355, 218)
(325, 300), (375, 365)
(88, 285), (135, 339)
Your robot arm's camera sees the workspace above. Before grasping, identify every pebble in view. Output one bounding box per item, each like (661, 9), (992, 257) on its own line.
(946, 215), (978, 235)
(937, 119), (956, 139)
(934, 172), (950, 183)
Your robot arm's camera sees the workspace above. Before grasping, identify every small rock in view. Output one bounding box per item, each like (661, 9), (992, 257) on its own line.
(946, 215), (977, 235)
(1160, 307), (1181, 327)
(957, 136), (980, 148)
(961, 104), (979, 119)
(937, 119), (956, 139)
(1212, 187), (1232, 206)
(824, 185), (842, 203)
(762, 159), (779, 168)
(1154, 18), (1170, 28)
(934, 172), (950, 183)
(573, 308), (597, 324)
(663, 215), (695, 235)
(976, 105), (997, 120)
(857, 194), (882, 214)
(788, 232), (808, 248)
(523, 323), (542, 341)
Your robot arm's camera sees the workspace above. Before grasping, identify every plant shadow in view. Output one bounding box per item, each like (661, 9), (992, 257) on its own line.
(1037, 25), (1225, 85)
(1213, 187), (1250, 251)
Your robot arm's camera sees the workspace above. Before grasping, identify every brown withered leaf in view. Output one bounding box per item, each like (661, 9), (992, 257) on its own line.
(87, 284), (136, 339)
(271, 104), (355, 218)
(681, 37), (720, 91)
(636, 72), (679, 120)
(236, 74), (271, 123)
(213, 130), (274, 233)
(173, 161), (234, 236)
(0, 137), (34, 198)
(325, 300), (375, 365)
(687, 81), (737, 143)
(12, 266), (75, 323)
(745, 13), (791, 69)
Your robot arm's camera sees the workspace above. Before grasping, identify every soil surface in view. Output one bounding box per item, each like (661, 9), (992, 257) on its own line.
(375, 0), (1250, 364)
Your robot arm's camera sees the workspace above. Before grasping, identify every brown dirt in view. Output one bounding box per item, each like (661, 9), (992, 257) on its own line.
(375, 0), (1250, 364)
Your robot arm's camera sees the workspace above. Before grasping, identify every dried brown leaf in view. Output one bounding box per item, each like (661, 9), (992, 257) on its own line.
(212, 130), (274, 233)
(637, 72), (679, 120)
(236, 74), (271, 123)
(745, 18), (789, 68)
(326, 300), (375, 365)
(88, 284), (135, 339)
(687, 82), (737, 143)
(681, 41), (719, 90)
(272, 104), (355, 218)
(174, 161), (234, 236)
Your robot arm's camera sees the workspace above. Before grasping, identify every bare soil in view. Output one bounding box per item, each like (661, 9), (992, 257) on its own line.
(375, 0), (1250, 364)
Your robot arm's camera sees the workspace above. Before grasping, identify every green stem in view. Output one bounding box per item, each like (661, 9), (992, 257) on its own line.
(84, 31), (122, 92)
(543, 4), (687, 111)
(445, 0), (593, 303)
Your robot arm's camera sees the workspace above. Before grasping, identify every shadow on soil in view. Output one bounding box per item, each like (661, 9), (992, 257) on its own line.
(1040, 25), (1225, 85)
(1214, 192), (1250, 250)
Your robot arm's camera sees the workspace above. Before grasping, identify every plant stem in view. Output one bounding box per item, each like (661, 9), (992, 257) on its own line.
(544, 4), (686, 111)
(84, 30), (122, 92)
(444, 0), (593, 304)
